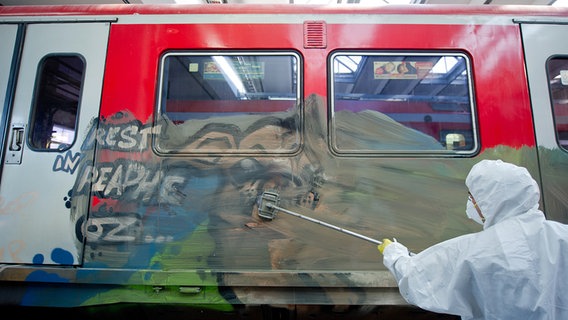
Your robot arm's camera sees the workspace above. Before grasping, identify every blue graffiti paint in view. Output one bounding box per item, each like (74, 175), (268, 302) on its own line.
(32, 254), (44, 264)
(23, 268), (70, 306)
(51, 248), (74, 265)
(21, 249), (81, 306)
(32, 248), (74, 265)
(114, 173), (222, 268)
(26, 270), (68, 282)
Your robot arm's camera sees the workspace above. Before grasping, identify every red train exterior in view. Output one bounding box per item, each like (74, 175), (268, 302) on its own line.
(0, 4), (567, 318)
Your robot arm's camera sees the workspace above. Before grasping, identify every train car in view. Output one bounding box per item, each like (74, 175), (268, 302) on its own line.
(0, 3), (567, 318)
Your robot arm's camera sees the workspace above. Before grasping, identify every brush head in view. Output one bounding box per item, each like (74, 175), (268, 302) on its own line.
(258, 191), (280, 220)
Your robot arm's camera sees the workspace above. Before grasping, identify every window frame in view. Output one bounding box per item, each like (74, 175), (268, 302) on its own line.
(27, 53), (86, 152)
(153, 50), (303, 156)
(328, 50), (479, 157)
(545, 55), (568, 152)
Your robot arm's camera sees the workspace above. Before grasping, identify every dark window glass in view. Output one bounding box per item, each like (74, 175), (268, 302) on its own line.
(155, 52), (301, 155)
(331, 53), (477, 155)
(29, 55), (84, 151)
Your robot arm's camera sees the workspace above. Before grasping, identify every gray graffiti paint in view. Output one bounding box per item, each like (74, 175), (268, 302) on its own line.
(67, 98), (536, 279)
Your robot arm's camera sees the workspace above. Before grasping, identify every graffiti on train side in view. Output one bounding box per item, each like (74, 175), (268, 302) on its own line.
(74, 160), (171, 202)
(32, 247), (74, 265)
(0, 240), (24, 262)
(53, 150), (81, 174)
(83, 116), (161, 152)
(66, 98), (508, 272)
(0, 192), (38, 216)
(82, 205), (143, 243)
(69, 107), (324, 270)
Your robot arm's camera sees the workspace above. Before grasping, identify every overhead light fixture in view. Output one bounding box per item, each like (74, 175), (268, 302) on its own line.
(212, 56), (247, 98)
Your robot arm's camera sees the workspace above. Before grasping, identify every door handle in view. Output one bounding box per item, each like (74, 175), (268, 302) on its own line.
(5, 124), (25, 164)
(9, 125), (24, 151)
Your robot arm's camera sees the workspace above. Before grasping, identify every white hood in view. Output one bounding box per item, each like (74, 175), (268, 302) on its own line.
(465, 159), (541, 229)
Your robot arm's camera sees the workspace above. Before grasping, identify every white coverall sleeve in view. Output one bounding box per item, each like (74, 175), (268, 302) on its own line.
(382, 242), (411, 282)
(382, 238), (479, 319)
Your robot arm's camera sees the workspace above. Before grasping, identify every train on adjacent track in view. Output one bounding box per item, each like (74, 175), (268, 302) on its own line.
(0, 3), (567, 317)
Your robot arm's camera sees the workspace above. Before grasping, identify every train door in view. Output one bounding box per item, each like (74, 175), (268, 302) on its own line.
(0, 22), (109, 265)
(520, 22), (568, 223)
(0, 25), (19, 162)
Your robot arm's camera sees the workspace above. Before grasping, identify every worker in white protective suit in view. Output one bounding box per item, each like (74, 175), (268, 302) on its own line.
(378, 159), (568, 320)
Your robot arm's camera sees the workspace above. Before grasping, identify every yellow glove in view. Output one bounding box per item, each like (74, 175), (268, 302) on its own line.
(377, 238), (393, 254)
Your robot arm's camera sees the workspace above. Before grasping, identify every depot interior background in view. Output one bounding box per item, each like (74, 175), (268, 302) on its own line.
(1, 0), (568, 7)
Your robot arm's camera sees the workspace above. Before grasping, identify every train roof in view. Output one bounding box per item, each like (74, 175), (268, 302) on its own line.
(0, 3), (568, 17)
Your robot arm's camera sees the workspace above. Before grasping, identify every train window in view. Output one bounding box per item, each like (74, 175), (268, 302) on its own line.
(29, 55), (85, 151)
(155, 52), (302, 155)
(330, 52), (477, 155)
(546, 57), (568, 151)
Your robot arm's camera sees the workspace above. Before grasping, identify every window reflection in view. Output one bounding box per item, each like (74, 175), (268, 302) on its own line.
(155, 52), (301, 155)
(29, 55), (84, 151)
(331, 53), (476, 154)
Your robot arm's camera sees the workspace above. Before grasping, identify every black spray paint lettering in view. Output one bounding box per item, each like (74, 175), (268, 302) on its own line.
(82, 119), (161, 152)
(53, 150), (82, 174)
(75, 160), (186, 205)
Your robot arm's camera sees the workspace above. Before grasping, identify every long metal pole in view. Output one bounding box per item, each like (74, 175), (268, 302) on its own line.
(266, 203), (382, 245)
